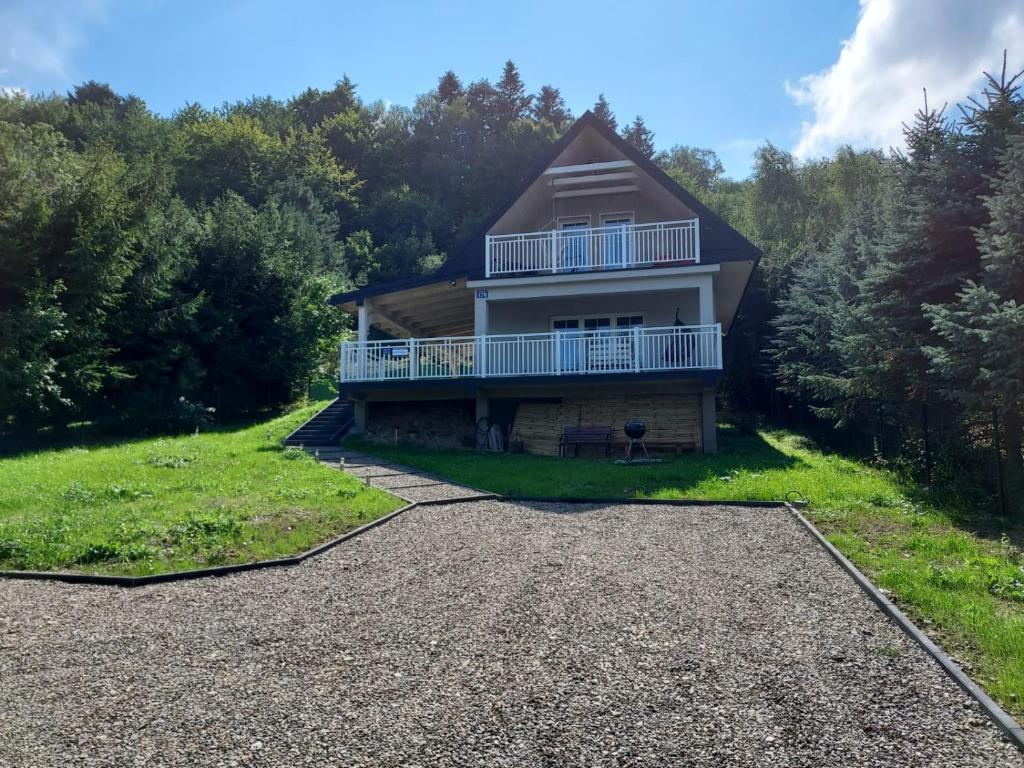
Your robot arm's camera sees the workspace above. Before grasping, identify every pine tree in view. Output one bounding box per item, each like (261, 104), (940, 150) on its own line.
(532, 85), (572, 131)
(622, 115), (655, 158)
(494, 60), (531, 125)
(771, 205), (878, 426)
(925, 132), (1024, 490)
(465, 78), (498, 131)
(437, 71), (463, 105)
(592, 93), (617, 131)
(846, 96), (965, 414)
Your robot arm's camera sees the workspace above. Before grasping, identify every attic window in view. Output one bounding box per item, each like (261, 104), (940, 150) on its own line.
(542, 160), (635, 176)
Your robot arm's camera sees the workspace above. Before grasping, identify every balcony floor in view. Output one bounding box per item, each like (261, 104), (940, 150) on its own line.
(342, 368), (723, 397)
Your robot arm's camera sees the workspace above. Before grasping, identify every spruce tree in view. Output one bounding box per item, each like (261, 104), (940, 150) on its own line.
(465, 78), (498, 132)
(437, 71), (463, 105)
(532, 85), (572, 131)
(622, 115), (655, 158)
(845, 96), (965, 420)
(925, 132), (1024, 490)
(771, 205), (877, 426)
(494, 60), (531, 126)
(592, 93), (617, 131)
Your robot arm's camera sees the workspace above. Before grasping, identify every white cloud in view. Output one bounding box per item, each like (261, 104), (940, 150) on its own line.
(0, 1), (108, 92)
(787, 0), (1024, 159)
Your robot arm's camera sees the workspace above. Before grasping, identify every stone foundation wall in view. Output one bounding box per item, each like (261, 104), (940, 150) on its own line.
(363, 400), (476, 450)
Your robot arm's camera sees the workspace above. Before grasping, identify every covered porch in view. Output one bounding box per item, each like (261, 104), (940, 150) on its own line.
(340, 324), (721, 383)
(339, 264), (726, 385)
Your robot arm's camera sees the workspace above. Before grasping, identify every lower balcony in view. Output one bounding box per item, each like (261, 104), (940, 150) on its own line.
(340, 324), (722, 383)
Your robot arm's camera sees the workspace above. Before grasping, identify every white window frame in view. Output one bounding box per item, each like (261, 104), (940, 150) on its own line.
(599, 211), (635, 227)
(549, 312), (645, 332)
(556, 215), (592, 229)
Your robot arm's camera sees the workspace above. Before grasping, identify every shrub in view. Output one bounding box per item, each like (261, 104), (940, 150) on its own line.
(171, 397), (216, 432)
(168, 509), (245, 550)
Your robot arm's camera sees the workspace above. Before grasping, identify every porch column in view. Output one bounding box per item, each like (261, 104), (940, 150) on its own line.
(475, 392), (490, 451)
(701, 387), (718, 453)
(352, 399), (368, 435)
(474, 290), (489, 376)
(475, 393), (490, 422)
(697, 275), (715, 325)
(356, 301), (370, 380)
(357, 302), (370, 343)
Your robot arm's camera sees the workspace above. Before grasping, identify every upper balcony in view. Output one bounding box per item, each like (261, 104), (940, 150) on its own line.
(485, 219), (700, 278)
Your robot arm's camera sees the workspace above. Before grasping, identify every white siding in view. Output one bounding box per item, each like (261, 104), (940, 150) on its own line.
(486, 289), (701, 335)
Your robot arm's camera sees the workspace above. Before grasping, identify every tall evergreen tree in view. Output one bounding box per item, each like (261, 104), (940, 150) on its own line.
(532, 85), (571, 131)
(853, 75), (1022, 420)
(437, 71), (463, 105)
(464, 77), (498, 131)
(592, 93), (617, 131)
(494, 60), (531, 126)
(622, 115), (655, 158)
(771, 204), (877, 425)
(925, 132), (1024, 489)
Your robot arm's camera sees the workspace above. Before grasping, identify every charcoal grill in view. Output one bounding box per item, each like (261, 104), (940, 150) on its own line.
(624, 418), (649, 461)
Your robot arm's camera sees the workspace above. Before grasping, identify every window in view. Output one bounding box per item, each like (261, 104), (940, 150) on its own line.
(553, 317), (581, 370)
(601, 214), (634, 268)
(551, 314), (644, 373)
(559, 220), (590, 270)
(551, 314), (643, 332)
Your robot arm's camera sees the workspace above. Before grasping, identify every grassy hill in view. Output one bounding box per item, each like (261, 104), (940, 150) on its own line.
(0, 402), (398, 576)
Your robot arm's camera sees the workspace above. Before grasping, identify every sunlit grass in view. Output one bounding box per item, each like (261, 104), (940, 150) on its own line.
(348, 426), (1024, 716)
(348, 428), (898, 506)
(0, 401), (399, 576)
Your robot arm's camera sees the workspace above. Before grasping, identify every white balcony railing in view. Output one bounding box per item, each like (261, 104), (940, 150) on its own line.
(485, 219), (699, 277)
(340, 324), (722, 383)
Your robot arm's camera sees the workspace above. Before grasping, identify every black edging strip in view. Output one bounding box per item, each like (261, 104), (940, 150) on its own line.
(782, 501), (1024, 752)
(3, 489), (1023, 753)
(0, 501), (419, 588)
(503, 495), (788, 508)
(415, 494), (499, 506)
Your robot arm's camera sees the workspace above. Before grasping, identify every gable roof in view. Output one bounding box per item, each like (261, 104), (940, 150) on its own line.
(330, 110), (761, 306)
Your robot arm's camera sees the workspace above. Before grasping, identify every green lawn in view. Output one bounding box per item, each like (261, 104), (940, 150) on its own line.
(0, 402), (399, 576)
(347, 427), (1024, 717)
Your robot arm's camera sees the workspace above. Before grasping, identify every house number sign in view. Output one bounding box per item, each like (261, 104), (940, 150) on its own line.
(476, 289), (489, 299)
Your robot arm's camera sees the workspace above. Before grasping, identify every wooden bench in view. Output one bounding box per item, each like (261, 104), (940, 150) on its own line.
(617, 437), (698, 456)
(560, 424), (614, 458)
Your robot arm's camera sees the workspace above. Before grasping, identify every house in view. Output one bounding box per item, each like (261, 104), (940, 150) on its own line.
(329, 112), (760, 455)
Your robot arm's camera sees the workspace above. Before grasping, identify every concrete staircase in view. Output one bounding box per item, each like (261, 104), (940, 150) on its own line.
(283, 399), (354, 448)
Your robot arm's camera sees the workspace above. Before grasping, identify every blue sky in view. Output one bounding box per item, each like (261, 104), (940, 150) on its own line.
(2, 1), (1022, 178)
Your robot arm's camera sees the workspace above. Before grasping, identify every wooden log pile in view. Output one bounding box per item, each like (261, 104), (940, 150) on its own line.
(512, 394), (701, 456)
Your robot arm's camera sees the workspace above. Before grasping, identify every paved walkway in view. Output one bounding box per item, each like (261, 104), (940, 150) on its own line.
(2, 500), (1021, 767)
(308, 445), (492, 502)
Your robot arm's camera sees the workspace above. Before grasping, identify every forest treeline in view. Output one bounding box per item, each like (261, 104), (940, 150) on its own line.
(1, 59), (1021, 511)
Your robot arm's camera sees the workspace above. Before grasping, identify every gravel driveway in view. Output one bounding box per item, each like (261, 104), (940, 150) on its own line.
(1, 500), (1021, 767)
